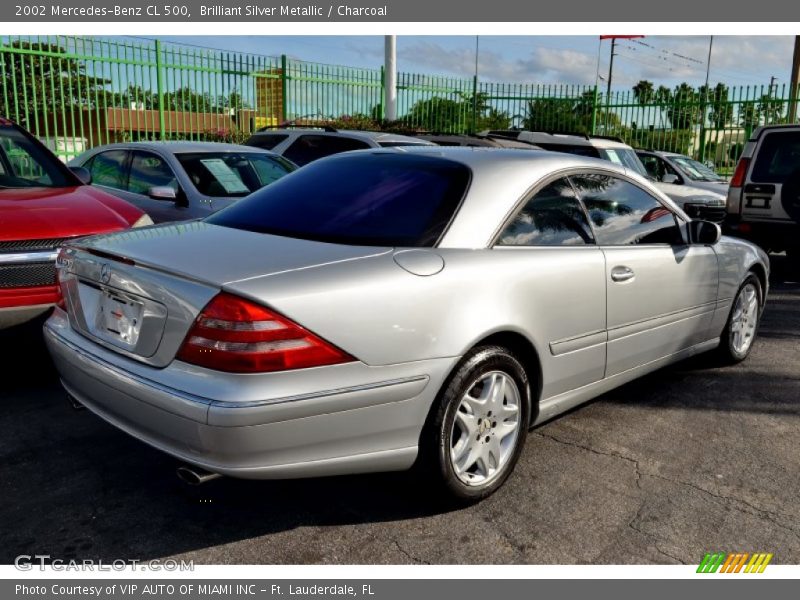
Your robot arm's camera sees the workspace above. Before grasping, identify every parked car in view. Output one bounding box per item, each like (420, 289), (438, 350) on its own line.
(0, 118), (151, 330)
(636, 149), (729, 193)
(417, 133), (541, 149)
(245, 127), (435, 166)
(45, 148), (768, 501)
(487, 131), (727, 221)
(725, 124), (800, 261)
(69, 142), (296, 223)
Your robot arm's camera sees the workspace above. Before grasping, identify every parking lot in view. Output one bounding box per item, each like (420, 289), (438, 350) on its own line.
(1, 258), (798, 566)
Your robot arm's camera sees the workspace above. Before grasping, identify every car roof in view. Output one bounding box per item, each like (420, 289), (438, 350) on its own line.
(84, 141), (277, 154)
(341, 145), (657, 248)
(250, 128), (434, 145)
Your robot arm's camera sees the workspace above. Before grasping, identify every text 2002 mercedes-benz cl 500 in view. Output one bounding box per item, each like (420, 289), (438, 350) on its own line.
(45, 148), (769, 501)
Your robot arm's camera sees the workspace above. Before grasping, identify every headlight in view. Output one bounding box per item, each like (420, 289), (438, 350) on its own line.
(132, 214), (154, 228)
(690, 196), (725, 207)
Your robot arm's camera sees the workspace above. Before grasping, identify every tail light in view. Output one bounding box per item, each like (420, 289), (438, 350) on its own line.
(177, 292), (354, 373)
(730, 157), (750, 188)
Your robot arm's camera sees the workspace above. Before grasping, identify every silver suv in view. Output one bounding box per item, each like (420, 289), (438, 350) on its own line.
(486, 131), (727, 221)
(245, 127), (434, 167)
(726, 124), (800, 261)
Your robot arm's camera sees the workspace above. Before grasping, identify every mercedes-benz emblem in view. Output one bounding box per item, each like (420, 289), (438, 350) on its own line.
(100, 263), (111, 283)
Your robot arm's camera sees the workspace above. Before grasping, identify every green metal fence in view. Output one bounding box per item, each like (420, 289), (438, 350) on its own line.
(1, 34), (799, 171)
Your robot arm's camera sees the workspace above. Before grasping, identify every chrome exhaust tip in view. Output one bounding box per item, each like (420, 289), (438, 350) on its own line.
(176, 465), (222, 486)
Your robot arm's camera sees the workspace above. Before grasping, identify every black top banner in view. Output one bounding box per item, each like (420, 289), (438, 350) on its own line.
(3, 0), (798, 21)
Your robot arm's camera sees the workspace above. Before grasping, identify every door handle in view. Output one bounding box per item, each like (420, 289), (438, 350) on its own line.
(610, 266), (635, 283)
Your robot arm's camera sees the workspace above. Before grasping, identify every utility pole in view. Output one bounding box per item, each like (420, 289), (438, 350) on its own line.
(790, 36), (800, 122)
(699, 36), (713, 163)
(600, 35), (644, 129)
(605, 37), (617, 128)
(472, 35), (479, 134)
(384, 35), (397, 122)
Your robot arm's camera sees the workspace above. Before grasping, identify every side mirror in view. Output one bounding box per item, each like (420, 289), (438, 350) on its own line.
(688, 220), (721, 245)
(148, 186), (178, 201)
(69, 166), (92, 185)
(661, 173), (680, 185)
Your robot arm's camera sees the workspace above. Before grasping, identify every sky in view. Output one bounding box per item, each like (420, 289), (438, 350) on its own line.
(153, 35), (795, 92)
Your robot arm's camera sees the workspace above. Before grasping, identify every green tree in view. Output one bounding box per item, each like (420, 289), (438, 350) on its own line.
(698, 83), (732, 129)
(632, 80), (655, 104)
(0, 40), (109, 126)
(665, 83), (701, 129)
(404, 92), (510, 133)
(757, 93), (784, 124)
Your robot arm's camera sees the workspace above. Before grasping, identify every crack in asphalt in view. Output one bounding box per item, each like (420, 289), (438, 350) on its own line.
(393, 539), (431, 565)
(533, 430), (800, 552)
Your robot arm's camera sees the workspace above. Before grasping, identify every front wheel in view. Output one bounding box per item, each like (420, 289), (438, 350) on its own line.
(717, 274), (762, 364)
(421, 346), (531, 502)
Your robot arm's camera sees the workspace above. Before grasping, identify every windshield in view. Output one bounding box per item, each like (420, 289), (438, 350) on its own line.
(671, 156), (725, 182)
(176, 152), (295, 197)
(207, 153), (471, 247)
(600, 148), (649, 178)
(0, 125), (74, 189)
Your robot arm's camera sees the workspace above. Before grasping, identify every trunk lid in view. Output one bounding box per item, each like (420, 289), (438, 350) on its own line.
(61, 221), (390, 366)
(72, 221), (391, 285)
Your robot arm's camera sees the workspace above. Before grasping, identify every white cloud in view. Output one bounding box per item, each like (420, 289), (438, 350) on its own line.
(391, 36), (795, 91)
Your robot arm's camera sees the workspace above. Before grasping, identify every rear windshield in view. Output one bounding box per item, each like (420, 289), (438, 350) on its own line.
(207, 153), (471, 247)
(537, 143), (601, 159)
(599, 148), (649, 177)
(751, 131), (800, 183)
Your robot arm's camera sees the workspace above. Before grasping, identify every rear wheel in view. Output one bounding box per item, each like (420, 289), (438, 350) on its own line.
(420, 346), (530, 502)
(716, 274), (762, 364)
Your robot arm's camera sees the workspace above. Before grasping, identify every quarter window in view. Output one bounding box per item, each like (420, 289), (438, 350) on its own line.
(498, 178), (594, 246)
(569, 174), (682, 246)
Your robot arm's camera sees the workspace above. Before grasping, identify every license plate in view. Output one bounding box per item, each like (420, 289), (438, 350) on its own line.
(96, 289), (143, 347)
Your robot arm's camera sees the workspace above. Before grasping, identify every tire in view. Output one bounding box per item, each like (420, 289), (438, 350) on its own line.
(716, 274), (762, 364)
(419, 345), (531, 502)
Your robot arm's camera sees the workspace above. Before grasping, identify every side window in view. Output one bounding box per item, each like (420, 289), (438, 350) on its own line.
(570, 174), (683, 246)
(127, 151), (178, 195)
(282, 135), (371, 166)
(638, 154), (662, 179)
(87, 150), (128, 190)
(497, 178), (595, 247)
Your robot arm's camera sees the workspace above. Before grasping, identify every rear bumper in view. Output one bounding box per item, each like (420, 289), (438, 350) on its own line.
(44, 308), (456, 479)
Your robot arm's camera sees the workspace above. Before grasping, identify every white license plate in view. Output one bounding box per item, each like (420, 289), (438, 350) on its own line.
(96, 289), (143, 347)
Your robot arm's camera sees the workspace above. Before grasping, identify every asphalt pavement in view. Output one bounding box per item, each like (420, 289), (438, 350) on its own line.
(1, 258), (798, 565)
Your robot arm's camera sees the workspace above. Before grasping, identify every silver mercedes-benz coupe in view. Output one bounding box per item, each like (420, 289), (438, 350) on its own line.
(45, 147), (769, 501)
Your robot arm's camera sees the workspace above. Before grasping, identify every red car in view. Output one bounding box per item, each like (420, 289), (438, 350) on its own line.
(0, 119), (152, 329)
